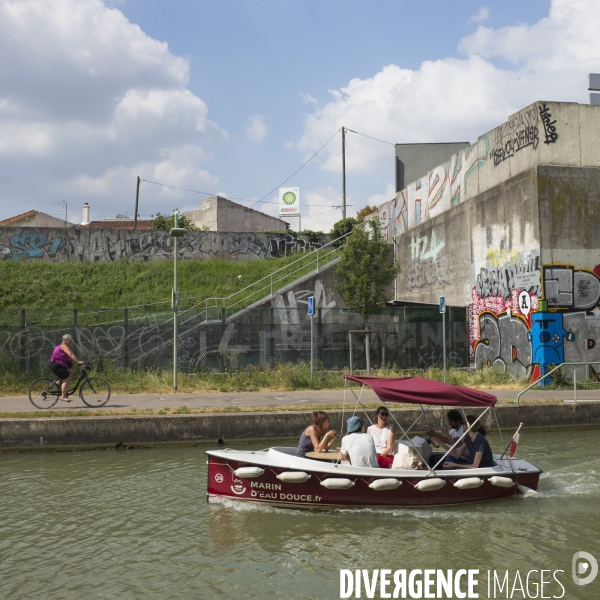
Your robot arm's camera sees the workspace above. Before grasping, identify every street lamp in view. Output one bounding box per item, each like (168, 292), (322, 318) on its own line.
(169, 209), (185, 391)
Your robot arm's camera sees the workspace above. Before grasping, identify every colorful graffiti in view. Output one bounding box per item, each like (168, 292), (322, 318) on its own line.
(6, 231), (66, 261)
(472, 264), (600, 384)
(379, 139), (488, 241)
(0, 228), (329, 263)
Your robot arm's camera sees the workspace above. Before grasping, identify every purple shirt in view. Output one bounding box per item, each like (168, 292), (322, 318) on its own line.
(51, 344), (72, 368)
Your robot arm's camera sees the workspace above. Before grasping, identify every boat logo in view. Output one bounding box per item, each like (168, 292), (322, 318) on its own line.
(214, 473), (224, 484)
(231, 478), (246, 495)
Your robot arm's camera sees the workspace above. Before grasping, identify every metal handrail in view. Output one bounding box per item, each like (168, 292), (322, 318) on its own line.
(516, 361), (600, 404)
(194, 230), (352, 313)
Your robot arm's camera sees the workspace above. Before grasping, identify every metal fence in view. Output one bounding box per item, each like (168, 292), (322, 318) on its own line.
(0, 305), (469, 374)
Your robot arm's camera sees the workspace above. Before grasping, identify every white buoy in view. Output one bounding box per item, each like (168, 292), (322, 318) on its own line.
(369, 478), (402, 491)
(415, 478), (446, 492)
(233, 467), (265, 478)
(489, 476), (515, 488)
(453, 477), (483, 490)
(276, 471), (311, 483)
(320, 478), (355, 490)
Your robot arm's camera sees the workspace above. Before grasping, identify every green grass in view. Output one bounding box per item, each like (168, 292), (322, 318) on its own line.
(0, 363), (520, 397)
(0, 253), (332, 310)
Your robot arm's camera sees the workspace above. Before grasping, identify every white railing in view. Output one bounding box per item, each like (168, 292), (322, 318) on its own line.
(189, 231), (351, 316)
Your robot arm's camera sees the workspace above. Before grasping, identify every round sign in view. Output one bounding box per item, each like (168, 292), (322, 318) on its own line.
(518, 290), (531, 317)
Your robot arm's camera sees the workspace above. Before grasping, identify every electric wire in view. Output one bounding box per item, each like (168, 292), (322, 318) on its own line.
(250, 128), (341, 207)
(345, 128), (396, 146)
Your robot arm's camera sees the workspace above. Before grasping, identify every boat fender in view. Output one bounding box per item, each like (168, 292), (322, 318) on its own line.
(488, 476), (515, 488)
(453, 477), (483, 490)
(517, 484), (538, 496)
(320, 478), (355, 490)
(276, 471), (311, 484)
(414, 478), (446, 492)
(233, 467), (265, 478)
(369, 478), (402, 491)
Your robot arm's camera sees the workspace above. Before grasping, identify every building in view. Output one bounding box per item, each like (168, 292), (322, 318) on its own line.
(0, 210), (73, 228)
(184, 196), (288, 232)
(378, 100), (600, 382)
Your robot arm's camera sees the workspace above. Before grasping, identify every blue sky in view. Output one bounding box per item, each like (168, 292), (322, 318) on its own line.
(1, 0), (597, 230)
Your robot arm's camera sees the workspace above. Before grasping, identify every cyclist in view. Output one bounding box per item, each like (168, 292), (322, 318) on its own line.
(49, 334), (83, 402)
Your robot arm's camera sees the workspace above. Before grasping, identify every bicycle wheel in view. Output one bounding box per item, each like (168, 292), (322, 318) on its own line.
(28, 378), (60, 409)
(80, 378), (111, 407)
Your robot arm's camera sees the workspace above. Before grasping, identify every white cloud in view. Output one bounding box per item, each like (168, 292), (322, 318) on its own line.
(298, 0), (600, 212)
(300, 93), (318, 104)
(0, 0), (226, 219)
(245, 114), (267, 142)
(469, 7), (490, 23)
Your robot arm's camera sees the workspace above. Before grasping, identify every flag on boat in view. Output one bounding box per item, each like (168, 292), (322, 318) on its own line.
(509, 423), (523, 458)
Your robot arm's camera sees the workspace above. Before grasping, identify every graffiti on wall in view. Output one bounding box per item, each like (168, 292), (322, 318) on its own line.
(3, 231), (66, 261)
(539, 103), (558, 144)
(475, 249), (541, 300)
(266, 233), (327, 258)
(406, 229), (454, 290)
(0, 228), (329, 263)
(379, 139), (488, 241)
(490, 105), (540, 166)
(378, 103), (562, 241)
(472, 264), (600, 383)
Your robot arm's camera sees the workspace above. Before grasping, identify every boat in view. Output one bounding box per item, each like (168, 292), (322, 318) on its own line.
(206, 376), (542, 508)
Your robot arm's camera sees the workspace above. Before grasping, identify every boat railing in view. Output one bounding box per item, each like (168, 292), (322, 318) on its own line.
(516, 361), (600, 405)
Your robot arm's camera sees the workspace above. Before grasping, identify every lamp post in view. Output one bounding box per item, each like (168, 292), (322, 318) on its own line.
(170, 209), (185, 391)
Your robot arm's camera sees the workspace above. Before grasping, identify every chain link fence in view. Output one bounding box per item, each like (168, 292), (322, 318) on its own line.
(0, 305), (469, 374)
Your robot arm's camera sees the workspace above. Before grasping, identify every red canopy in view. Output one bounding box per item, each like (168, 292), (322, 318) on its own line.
(344, 376), (497, 408)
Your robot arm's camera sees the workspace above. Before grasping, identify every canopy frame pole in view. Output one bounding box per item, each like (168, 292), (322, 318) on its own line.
(492, 407), (515, 471)
(429, 406), (492, 473)
(345, 383), (373, 426)
(381, 400), (433, 472)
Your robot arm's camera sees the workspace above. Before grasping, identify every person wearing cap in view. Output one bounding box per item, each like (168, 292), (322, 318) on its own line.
(338, 416), (379, 468)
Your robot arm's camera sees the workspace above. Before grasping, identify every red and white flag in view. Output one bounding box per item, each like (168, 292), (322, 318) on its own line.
(509, 423), (523, 458)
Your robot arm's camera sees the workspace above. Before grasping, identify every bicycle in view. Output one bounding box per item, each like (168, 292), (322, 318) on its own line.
(28, 363), (111, 409)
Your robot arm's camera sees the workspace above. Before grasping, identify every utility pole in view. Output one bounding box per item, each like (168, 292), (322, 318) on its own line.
(342, 127), (346, 219)
(134, 176), (140, 230)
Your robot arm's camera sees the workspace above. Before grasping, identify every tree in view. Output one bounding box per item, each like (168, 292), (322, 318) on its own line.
(356, 205), (378, 221)
(334, 219), (400, 373)
(329, 217), (358, 247)
(151, 211), (199, 231)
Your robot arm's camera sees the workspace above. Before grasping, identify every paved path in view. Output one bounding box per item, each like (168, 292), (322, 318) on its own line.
(1, 388), (599, 412)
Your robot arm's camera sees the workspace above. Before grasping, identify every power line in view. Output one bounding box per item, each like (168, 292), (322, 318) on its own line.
(250, 129), (341, 207)
(142, 180), (252, 203)
(345, 128), (396, 146)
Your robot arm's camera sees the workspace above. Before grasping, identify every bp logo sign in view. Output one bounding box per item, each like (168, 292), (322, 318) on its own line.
(282, 191), (297, 206)
(279, 187), (300, 215)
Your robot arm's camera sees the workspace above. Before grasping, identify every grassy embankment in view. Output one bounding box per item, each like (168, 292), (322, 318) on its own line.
(0, 254), (324, 309)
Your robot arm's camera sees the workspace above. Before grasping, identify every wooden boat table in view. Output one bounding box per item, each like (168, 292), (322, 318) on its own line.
(305, 451), (340, 461)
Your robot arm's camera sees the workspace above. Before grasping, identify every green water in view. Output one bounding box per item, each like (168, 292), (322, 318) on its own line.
(0, 429), (599, 600)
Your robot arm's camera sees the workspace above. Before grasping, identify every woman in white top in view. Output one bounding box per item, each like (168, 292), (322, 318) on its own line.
(367, 406), (396, 468)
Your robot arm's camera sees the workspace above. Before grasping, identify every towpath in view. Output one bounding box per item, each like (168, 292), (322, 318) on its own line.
(1, 388), (598, 412)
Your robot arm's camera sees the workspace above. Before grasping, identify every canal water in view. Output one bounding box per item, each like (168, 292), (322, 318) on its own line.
(0, 428), (598, 600)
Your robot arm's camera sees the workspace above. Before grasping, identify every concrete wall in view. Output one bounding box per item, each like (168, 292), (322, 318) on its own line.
(185, 196), (287, 233)
(1, 404), (599, 450)
(0, 228), (329, 263)
(387, 100), (600, 382)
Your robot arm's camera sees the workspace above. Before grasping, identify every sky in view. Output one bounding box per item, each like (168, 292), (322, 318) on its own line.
(1, 0), (599, 231)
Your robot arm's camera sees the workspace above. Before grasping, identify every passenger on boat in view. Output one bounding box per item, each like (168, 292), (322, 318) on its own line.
(426, 409), (468, 459)
(367, 406), (396, 468)
(439, 415), (496, 470)
(295, 411), (337, 457)
(338, 416), (379, 468)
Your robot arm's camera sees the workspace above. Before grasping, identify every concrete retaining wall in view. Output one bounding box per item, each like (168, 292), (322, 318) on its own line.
(1, 403), (598, 451)
(0, 227), (329, 262)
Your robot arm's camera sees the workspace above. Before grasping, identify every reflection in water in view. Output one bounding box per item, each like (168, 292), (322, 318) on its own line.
(0, 429), (598, 599)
